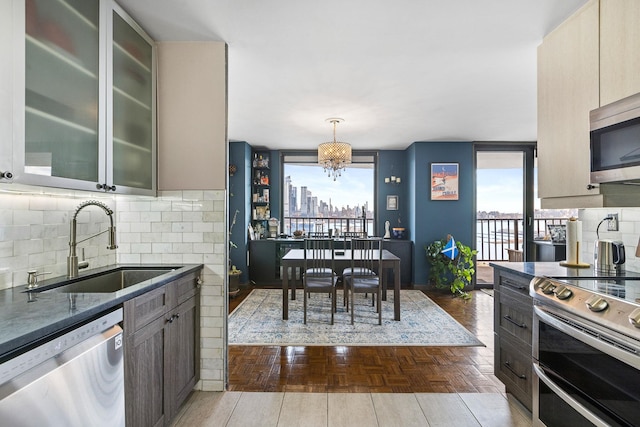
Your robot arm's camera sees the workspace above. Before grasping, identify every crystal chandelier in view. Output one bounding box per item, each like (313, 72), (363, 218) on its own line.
(318, 118), (352, 181)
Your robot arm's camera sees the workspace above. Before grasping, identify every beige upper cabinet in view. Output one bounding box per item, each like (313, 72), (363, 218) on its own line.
(537, 0), (640, 208)
(537, 0), (600, 206)
(600, 0), (640, 106)
(157, 42), (227, 191)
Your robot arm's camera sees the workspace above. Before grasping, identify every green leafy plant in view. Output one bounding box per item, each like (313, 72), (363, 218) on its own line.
(425, 236), (477, 299)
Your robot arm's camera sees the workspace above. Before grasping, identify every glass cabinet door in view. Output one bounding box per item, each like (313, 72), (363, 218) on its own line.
(110, 7), (155, 192)
(24, 0), (101, 182)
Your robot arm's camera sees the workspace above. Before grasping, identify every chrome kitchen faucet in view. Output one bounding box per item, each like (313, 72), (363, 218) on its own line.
(67, 200), (117, 278)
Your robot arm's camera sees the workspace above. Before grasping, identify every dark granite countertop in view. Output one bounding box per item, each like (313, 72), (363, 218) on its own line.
(0, 264), (203, 360)
(489, 261), (640, 280)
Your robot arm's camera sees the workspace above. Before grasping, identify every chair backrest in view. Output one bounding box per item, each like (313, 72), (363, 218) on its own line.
(507, 248), (523, 262)
(307, 232), (329, 238)
(343, 231), (367, 238)
(350, 238), (382, 277)
(304, 238), (335, 275)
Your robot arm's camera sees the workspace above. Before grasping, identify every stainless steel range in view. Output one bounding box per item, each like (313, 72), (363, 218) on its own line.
(530, 275), (640, 427)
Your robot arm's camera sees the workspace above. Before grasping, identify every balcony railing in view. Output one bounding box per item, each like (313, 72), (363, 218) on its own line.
(282, 216), (569, 262)
(282, 216), (374, 237)
(476, 217), (568, 261)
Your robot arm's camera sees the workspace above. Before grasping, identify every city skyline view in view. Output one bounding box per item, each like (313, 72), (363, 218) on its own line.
(283, 164), (567, 218)
(284, 164), (374, 216)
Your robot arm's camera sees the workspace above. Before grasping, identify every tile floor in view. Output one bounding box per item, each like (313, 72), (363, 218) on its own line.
(171, 391), (532, 427)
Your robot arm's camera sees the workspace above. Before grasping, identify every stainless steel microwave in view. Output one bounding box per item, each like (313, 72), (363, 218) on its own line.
(590, 92), (640, 183)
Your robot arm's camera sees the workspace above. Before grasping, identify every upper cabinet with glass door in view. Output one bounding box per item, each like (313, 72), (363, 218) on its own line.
(21, 0), (102, 187)
(5, 0), (156, 195)
(109, 4), (155, 194)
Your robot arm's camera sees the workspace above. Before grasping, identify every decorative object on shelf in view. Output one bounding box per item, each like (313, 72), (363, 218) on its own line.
(386, 195), (398, 210)
(384, 220), (391, 239)
(430, 163), (459, 200)
(425, 235), (477, 299)
(392, 228), (406, 239)
(384, 176), (401, 184)
(228, 164), (237, 176)
(318, 118), (352, 181)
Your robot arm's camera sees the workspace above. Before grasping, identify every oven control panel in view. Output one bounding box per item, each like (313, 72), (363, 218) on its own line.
(530, 276), (640, 340)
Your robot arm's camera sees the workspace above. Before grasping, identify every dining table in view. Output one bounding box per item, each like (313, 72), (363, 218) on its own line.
(280, 249), (402, 321)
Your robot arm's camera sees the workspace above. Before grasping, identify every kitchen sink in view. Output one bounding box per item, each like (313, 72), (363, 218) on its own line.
(30, 267), (178, 293)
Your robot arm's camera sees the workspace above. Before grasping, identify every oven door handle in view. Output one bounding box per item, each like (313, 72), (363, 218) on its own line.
(533, 363), (611, 427)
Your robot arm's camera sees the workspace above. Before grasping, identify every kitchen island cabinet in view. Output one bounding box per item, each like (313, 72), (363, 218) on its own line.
(489, 261), (625, 412)
(493, 267), (533, 411)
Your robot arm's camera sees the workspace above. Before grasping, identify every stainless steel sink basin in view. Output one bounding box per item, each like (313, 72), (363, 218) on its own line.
(39, 268), (177, 293)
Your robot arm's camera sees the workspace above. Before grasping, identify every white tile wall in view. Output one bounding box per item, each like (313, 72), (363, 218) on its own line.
(0, 188), (226, 392)
(579, 208), (640, 273)
(0, 192), (116, 289)
(117, 190), (226, 392)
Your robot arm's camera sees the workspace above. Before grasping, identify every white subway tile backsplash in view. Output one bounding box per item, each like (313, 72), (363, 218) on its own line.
(140, 253), (163, 263)
(161, 232), (182, 243)
(162, 211), (183, 222)
(172, 243), (193, 254)
(172, 222), (192, 233)
(119, 253), (141, 264)
(0, 242), (11, 258)
(182, 232), (203, 243)
(1, 188), (225, 393)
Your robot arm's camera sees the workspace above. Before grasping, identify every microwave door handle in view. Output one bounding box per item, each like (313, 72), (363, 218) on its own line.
(533, 363), (610, 427)
(620, 146), (640, 162)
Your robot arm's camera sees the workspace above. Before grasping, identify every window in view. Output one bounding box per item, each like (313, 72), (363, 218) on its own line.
(281, 152), (376, 236)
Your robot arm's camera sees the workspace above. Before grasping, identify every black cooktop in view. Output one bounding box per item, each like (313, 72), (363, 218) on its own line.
(550, 270), (640, 303)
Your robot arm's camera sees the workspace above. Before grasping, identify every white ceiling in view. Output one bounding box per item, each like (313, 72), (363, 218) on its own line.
(117, 0), (588, 151)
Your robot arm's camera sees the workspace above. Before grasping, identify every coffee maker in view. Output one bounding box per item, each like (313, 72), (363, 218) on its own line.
(268, 218), (279, 238)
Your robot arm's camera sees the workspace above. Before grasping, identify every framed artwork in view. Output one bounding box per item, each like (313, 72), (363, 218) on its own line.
(431, 163), (459, 200)
(386, 195), (398, 210)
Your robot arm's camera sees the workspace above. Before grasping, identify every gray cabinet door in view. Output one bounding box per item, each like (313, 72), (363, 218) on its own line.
(125, 314), (169, 427)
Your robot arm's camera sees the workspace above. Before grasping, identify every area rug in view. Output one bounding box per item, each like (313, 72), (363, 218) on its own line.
(228, 289), (485, 347)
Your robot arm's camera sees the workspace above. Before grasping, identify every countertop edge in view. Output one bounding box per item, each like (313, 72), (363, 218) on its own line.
(0, 264), (203, 361)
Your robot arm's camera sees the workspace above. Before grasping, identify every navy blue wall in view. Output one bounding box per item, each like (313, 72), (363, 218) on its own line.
(229, 141), (251, 282)
(409, 142), (475, 285)
(377, 151), (407, 237)
(235, 142), (476, 286)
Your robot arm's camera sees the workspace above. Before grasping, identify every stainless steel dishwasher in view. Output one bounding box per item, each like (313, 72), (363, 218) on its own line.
(0, 308), (124, 427)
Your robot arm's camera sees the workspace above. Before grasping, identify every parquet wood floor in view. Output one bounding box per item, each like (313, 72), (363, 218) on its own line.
(228, 288), (502, 393)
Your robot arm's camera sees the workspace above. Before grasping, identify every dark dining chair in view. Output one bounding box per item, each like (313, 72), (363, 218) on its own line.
(343, 238), (383, 325)
(303, 238), (338, 324)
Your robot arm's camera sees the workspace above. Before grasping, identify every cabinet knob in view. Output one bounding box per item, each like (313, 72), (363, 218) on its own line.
(586, 184), (599, 190)
(0, 171), (13, 180)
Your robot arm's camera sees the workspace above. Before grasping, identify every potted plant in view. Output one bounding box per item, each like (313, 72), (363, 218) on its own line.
(425, 235), (477, 299)
(228, 209), (242, 298)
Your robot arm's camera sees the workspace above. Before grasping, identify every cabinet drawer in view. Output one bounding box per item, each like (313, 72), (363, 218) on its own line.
(172, 272), (200, 307)
(495, 334), (533, 411)
(497, 271), (531, 297)
(496, 287), (533, 346)
(124, 286), (170, 334)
